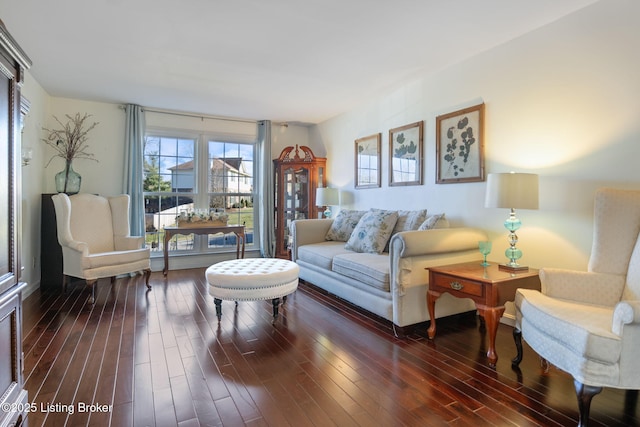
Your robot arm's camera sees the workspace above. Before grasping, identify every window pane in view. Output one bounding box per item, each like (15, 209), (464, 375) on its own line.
(207, 140), (255, 250)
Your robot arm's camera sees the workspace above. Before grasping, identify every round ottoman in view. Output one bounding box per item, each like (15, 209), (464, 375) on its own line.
(206, 258), (299, 322)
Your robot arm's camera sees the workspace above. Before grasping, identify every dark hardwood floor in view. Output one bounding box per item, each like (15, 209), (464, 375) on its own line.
(21, 268), (639, 427)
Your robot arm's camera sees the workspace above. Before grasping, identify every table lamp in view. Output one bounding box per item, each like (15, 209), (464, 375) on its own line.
(316, 187), (339, 218)
(484, 172), (539, 271)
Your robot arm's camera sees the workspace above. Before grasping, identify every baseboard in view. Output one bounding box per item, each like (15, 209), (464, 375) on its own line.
(22, 279), (40, 299)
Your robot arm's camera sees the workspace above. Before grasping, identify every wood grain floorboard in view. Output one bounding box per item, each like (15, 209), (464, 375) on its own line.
(20, 268), (640, 426)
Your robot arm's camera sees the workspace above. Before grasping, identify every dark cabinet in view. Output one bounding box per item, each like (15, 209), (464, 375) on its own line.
(274, 146), (326, 259)
(0, 20), (31, 427)
(41, 194), (64, 292)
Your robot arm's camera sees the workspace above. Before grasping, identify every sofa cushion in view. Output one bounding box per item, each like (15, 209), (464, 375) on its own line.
(332, 252), (390, 292)
(345, 209), (399, 254)
(297, 241), (352, 270)
(325, 209), (366, 242)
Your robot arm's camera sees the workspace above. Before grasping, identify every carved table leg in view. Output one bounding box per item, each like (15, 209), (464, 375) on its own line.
(426, 290), (440, 339)
(477, 305), (505, 367)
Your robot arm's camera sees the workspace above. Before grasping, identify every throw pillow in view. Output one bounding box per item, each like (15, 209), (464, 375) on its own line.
(392, 209), (428, 234)
(418, 213), (448, 230)
(384, 209), (428, 252)
(325, 209), (366, 242)
(345, 209), (399, 254)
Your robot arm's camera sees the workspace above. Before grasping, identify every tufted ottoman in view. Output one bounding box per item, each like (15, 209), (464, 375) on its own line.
(206, 258), (299, 322)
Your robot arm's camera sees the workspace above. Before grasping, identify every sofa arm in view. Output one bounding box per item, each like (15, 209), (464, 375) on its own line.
(290, 219), (333, 261)
(390, 227), (488, 258)
(613, 300), (640, 336)
(539, 268), (625, 307)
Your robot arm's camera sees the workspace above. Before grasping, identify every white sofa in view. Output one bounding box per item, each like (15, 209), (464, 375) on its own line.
(291, 217), (487, 332)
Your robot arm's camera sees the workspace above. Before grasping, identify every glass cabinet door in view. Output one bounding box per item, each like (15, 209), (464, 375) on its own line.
(282, 166), (309, 253)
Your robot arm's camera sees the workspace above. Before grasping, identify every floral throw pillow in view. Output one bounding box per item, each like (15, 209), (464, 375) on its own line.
(392, 209), (428, 233)
(325, 209), (366, 242)
(345, 209), (399, 254)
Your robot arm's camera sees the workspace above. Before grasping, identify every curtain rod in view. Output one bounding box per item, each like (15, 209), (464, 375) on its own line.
(119, 105), (257, 124)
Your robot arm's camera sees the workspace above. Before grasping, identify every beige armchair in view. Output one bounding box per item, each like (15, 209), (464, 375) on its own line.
(513, 188), (640, 426)
(52, 193), (151, 304)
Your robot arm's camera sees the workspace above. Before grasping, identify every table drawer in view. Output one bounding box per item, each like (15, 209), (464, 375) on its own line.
(431, 273), (484, 297)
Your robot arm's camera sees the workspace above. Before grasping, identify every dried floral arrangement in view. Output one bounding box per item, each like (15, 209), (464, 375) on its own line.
(176, 209), (229, 227)
(42, 113), (99, 167)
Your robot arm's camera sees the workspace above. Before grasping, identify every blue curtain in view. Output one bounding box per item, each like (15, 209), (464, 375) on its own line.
(257, 120), (275, 257)
(123, 104), (146, 237)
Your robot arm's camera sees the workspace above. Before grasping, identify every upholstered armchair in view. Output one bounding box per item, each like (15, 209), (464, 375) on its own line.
(513, 188), (640, 426)
(52, 193), (151, 304)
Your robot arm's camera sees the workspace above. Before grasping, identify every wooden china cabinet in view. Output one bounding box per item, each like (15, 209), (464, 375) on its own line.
(274, 145), (326, 258)
(0, 20), (31, 427)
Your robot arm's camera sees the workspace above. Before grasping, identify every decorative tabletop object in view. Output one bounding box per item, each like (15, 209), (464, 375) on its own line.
(42, 113), (99, 194)
(176, 209), (229, 227)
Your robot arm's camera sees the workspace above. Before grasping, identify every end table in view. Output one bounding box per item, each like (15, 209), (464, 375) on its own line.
(426, 261), (540, 367)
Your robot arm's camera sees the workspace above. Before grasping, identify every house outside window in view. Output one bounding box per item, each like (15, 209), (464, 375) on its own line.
(143, 131), (257, 255)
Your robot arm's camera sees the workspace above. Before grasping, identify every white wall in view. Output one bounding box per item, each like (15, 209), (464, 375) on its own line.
(311, 0), (640, 272)
(20, 73), (49, 295)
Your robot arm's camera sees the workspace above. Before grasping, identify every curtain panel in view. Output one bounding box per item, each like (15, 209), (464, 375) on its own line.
(123, 104), (146, 237)
(257, 120), (275, 257)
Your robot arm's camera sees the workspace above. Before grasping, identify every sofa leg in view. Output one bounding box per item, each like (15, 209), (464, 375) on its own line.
(575, 380), (602, 427)
(86, 279), (97, 304)
(512, 327), (523, 367)
(143, 268), (152, 289)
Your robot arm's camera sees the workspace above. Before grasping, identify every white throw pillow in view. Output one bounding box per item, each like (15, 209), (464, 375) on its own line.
(345, 209), (399, 254)
(325, 209), (366, 242)
(418, 213), (448, 230)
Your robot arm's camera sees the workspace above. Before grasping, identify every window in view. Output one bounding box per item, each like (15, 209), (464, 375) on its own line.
(143, 132), (257, 255)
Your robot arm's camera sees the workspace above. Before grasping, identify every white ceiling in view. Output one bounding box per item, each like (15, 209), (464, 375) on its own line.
(1, 0), (598, 124)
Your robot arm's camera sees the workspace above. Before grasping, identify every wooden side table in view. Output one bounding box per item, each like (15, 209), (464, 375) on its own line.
(426, 261), (540, 367)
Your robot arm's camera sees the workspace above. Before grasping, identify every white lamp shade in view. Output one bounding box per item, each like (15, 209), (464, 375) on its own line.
(484, 173), (539, 210)
(316, 187), (339, 207)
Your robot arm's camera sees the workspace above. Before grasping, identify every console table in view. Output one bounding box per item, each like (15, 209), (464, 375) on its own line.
(426, 261), (540, 367)
(162, 225), (246, 275)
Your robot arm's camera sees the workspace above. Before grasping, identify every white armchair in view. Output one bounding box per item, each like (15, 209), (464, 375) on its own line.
(513, 188), (640, 426)
(52, 193), (151, 304)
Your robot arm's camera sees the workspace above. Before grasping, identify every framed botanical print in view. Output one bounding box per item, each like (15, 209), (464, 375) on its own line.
(389, 121), (423, 186)
(436, 103), (485, 184)
(355, 133), (381, 189)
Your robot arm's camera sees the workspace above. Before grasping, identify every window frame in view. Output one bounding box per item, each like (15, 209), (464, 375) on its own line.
(143, 127), (259, 257)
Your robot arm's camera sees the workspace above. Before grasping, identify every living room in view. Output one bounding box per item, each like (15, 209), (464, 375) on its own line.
(2, 0), (640, 425)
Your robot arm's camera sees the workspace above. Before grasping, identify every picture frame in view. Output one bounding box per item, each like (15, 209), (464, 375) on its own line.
(354, 133), (381, 189)
(436, 103), (485, 184)
(389, 121), (423, 186)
